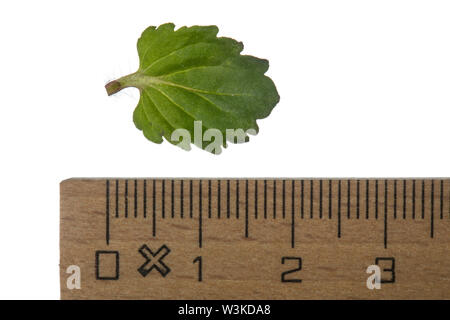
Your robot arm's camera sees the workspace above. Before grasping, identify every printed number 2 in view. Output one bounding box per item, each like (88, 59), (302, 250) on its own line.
(281, 257), (302, 283)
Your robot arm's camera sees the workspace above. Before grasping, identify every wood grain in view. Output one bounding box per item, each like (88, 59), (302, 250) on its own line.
(60, 178), (450, 299)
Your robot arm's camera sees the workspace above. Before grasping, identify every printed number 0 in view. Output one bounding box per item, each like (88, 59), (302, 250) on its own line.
(281, 257), (302, 283)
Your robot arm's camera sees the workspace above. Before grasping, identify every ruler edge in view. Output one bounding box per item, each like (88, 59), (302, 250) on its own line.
(59, 177), (450, 300)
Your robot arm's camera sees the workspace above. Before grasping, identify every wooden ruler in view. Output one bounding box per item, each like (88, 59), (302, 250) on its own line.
(60, 178), (450, 299)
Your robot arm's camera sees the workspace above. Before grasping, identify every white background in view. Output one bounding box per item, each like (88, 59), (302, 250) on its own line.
(0, 0), (449, 299)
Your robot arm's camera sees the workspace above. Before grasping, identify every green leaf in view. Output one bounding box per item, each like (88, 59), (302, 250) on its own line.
(106, 23), (280, 154)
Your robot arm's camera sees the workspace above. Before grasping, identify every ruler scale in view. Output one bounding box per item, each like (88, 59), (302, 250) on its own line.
(60, 178), (450, 299)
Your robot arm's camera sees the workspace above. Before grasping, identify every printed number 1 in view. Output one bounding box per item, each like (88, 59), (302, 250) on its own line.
(193, 256), (202, 282)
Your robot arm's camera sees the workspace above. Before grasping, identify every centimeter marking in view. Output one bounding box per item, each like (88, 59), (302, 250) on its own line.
(105, 179), (450, 249)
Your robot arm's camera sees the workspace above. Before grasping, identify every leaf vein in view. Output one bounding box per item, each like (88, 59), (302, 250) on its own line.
(141, 41), (215, 74)
(155, 78), (251, 97)
(147, 86), (197, 123)
(159, 85), (240, 121)
(142, 90), (176, 137)
(158, 65), (224, 78)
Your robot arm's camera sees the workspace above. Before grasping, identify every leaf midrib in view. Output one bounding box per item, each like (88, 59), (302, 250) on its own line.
(135, 74), (251, 98)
